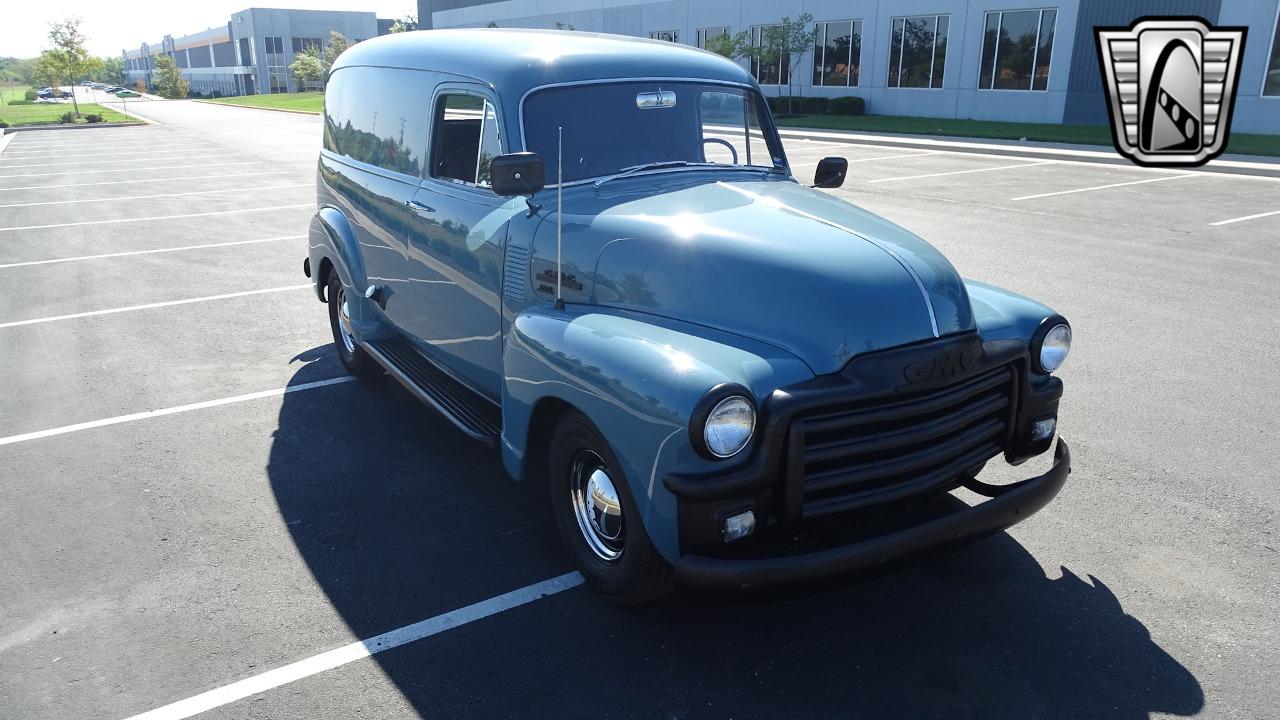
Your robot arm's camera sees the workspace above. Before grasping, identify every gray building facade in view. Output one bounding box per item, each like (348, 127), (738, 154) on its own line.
(123, 8), (380, 97)
(419, 0), (1279, 134)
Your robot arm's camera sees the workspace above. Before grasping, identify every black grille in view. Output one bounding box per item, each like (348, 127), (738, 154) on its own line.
(789, 365), (1015, 518)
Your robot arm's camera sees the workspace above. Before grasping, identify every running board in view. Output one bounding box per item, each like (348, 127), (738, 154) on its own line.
(364, 337), (501, 444)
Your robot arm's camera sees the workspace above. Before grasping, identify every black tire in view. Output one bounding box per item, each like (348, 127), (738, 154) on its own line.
(549, 411), (674, 605)
(326, 273), (380, 377)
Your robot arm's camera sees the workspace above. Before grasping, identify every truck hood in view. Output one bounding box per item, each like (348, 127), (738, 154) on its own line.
(533, 176), (975, 376)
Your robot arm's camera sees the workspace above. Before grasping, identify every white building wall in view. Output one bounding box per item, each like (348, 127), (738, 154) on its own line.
(432, 0), (1082, 123)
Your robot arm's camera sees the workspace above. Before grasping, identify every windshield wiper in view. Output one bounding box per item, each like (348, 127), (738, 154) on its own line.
(593, 161), (718, 188)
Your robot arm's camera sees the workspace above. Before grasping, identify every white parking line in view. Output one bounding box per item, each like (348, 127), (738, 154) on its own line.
(0, 374), (354, 446)
(1, 146), (217, 159)
(0, 204), (312, 233)
(0, 183), (312, 209)
(1209, 209), (1280, 226)
(868, 160), (1058, 183)
(0, 284), (310, 329)
(0, 153), (251, 169)
(120, 572), (584, 720)
(0, 235), (303, 269)
(0, 171), (291, 192)
(0, 161), (266, 179)
(1010, 173), (1200, 201)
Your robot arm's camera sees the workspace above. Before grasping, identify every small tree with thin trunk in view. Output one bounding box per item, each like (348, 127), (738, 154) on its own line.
(290, 47), (326, 90)
(153, 54), (188, 99)
(322, 32), (350, 71)
(46, 18), (94, 116)
(764, 14), (817, 115)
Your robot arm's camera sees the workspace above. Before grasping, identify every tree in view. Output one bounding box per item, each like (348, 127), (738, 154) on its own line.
(290, 47), (326, 91)
(153, 54), (188, 99)
(45, 18), (95, 116)
(753, 14), (816, 114)
(322, 32), (350, 71)
(702, 33), (743, 59)
(95, 56), (124, 85)
(388, 14), (418, 33)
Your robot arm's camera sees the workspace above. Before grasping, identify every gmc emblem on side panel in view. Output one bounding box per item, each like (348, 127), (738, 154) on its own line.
(904, 348), (979, 383)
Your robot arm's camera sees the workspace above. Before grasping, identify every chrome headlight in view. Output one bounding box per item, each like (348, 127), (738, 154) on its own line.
(1035, 321), (1072, 374)
(697, 393), (756, 459)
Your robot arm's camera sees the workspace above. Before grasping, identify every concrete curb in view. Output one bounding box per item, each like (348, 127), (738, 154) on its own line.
(0, 131), (13, 155)
(192, 99), (320, 116)
(2, 121), (148, 135)
(776, 126), (1280, 179)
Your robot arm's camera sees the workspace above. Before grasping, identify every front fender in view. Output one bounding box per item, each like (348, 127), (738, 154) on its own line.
(965, 280), (1063, 343)
(501, 306), (812, 561)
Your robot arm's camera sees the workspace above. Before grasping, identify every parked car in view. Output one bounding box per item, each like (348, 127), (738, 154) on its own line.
(115, 90), (140, 98)
(305, 29), (1073, 603)
(105, 86), (123, 94)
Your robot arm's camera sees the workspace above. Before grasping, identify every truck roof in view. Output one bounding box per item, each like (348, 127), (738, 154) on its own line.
(331, 28), (757, 96)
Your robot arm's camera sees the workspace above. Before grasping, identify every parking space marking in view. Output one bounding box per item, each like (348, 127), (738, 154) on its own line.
(120, 572), (584, 720)
(1, 146), (219, 160)
(0, 154), (252, 169)
(1209, 209), (1280, 226)
(867, 160), (1058, 183)
(0, 171), (291, 193)
(0, 161), (267, 179)
(0, 204), (312, 233)
(1010, 173), (1200, 201)
(0, 183), (312, 209)
(0, 235), (303, 269)
(0, 374), (354, 447)
(0, 284), (310, 328)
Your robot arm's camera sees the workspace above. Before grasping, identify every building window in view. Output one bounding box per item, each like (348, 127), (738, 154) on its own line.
(979, 9), (1057, 91)
(813, 20), (861, 87)
(265, 36), (288, 93)
(751, 25), (789, 86)
(1265, 7), (1280, 96)
(649, 30), (679, 43)
(696, 27), (728, 49)
(291, 37), (323, 54)
(888, 15), (948, 89)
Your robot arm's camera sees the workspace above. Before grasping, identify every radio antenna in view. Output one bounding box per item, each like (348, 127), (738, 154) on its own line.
(554, 125), (565, 311)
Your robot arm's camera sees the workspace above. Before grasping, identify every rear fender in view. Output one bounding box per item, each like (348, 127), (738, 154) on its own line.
(309, 207), (382, 340)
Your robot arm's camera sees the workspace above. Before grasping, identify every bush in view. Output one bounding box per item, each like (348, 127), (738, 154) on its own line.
(7, 99), (34, 106)
(24, 89), (37, 101)
(58, 111), (76, 124)
(85, 113), (103, 123)
(0, 118), (8, 128)
(829, 96), (866, 116)
(802, 96), (829, 114)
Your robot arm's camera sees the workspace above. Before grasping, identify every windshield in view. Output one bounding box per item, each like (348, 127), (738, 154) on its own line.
(523, 82), (787, 184)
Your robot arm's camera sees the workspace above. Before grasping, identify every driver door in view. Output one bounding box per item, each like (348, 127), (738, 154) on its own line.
(397, 86), (509, 401)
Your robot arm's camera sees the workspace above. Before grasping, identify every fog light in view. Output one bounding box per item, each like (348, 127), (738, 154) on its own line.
(1031, 417), (1057, 441)
(722, 510), (756, 542)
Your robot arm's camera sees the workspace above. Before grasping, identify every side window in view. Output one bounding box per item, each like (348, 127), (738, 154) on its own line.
(698, 91), (771, 167)
(431, 93), (502, 187)
(323, 67), (430, 177)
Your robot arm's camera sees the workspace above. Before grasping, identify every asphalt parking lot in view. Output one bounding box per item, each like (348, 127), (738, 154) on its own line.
(1, 98), (1277, 720)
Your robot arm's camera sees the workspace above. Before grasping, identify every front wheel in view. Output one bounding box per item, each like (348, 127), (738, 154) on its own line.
(326, 274), (379, 377)
(549, 411), (673, 604)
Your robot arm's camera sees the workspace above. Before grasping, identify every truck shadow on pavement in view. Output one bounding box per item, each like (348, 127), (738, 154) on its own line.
(268, 348), (1203, 720)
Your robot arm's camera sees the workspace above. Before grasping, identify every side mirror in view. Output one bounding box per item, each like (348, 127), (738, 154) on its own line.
(490, 152), (546, 196)
(813, 156), (848, 189)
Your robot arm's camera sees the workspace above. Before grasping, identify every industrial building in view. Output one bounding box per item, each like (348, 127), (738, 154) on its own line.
(122, 8), (380, 97)
(418, 0), (1280, 134)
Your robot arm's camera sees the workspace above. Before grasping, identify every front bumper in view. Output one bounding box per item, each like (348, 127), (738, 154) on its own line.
(673, 439), (1070, 589)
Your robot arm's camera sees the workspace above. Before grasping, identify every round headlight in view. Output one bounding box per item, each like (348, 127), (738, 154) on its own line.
(703, 395), (755, 458)
(1038, 323), (1071, 373)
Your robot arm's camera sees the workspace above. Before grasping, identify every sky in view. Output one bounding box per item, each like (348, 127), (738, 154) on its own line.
(1, 0), (417, 58)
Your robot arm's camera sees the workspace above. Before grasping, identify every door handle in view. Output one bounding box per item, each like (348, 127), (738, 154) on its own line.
(406, 199), (435, 213)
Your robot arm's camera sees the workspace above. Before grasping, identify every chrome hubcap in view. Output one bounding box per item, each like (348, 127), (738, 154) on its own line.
(570, 450), (624, 562)
(335, 285), (356, 354)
